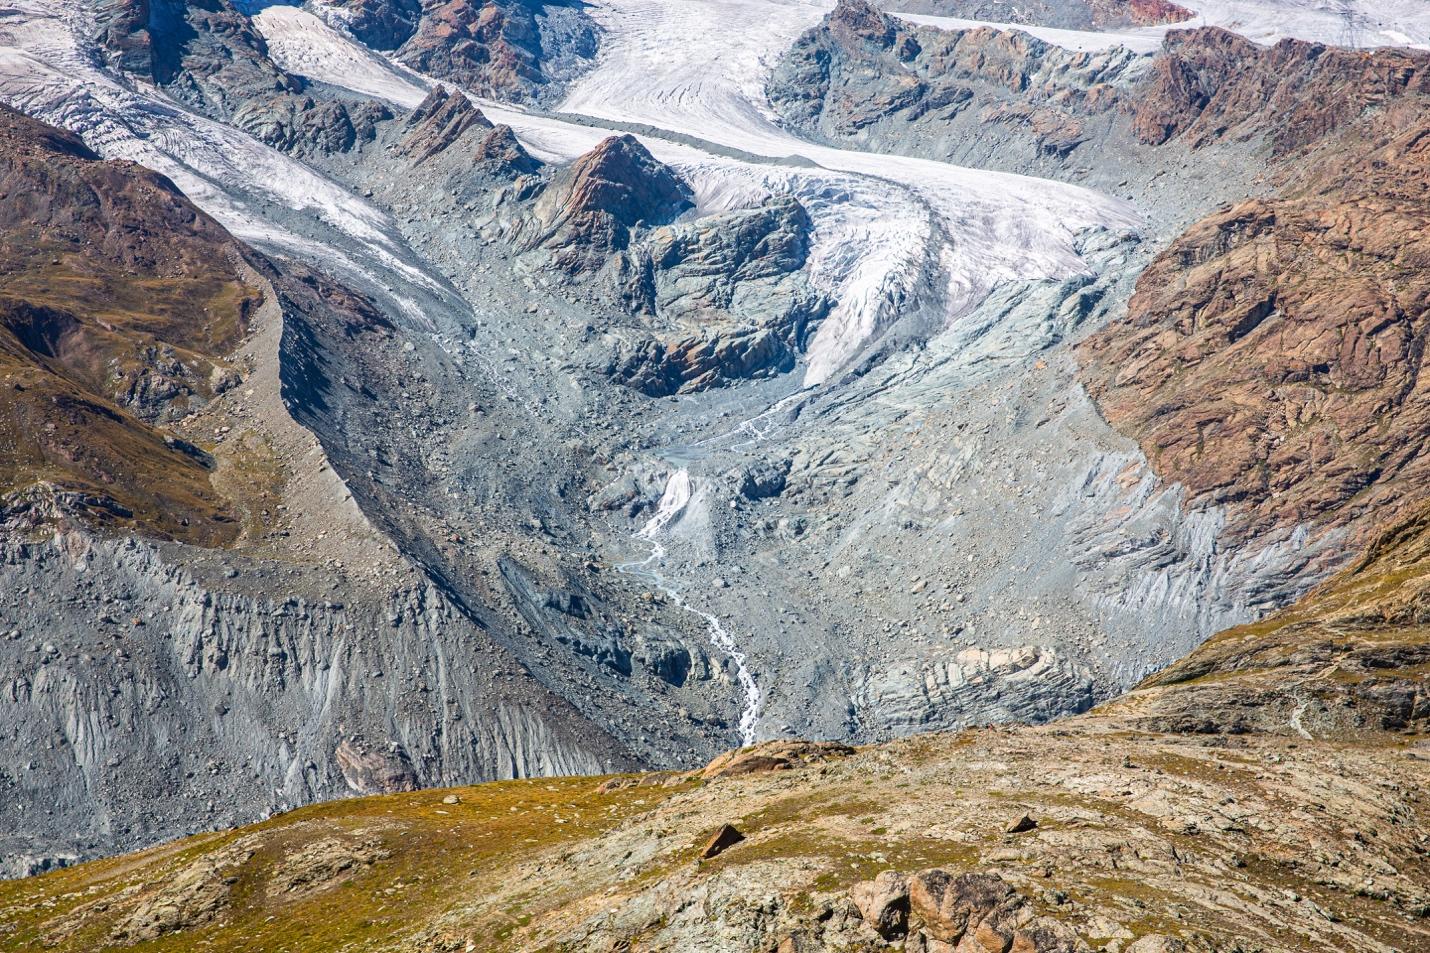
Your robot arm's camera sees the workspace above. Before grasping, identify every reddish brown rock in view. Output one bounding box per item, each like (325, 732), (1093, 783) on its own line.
(1092, 0), (1193, 27)
(909, 870), (1017, 944)
(699, 823), (745, 859)
(1081, 106), (1430, 543)
(1132, 28), (1430, 153)
(525, 134), (692, 271)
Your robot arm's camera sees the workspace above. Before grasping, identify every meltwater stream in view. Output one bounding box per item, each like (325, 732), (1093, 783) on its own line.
(618, 470), (763, 747)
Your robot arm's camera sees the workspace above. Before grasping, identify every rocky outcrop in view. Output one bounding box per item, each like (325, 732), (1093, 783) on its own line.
(524, 134), (694, 272)
(769, 1), (1148, 172)
(857, 646), (1102, 737)
(698, 739), (856, 780)
(335, 0), (598, 104)
(95, 0), (384, 158)
(1132, 28), (1430, 153)
(97, 0), (296, 118)
(397, 87), (539, 176)
(904, 870), (1087, 952)
(609, 196), (830, 395)
(1080, 106), (1430, 544)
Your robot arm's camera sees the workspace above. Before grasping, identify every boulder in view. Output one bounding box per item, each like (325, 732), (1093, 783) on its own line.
(334, 738), (419, 795)
(851, 870), (910, 939)
(700, 740), (856, 780)
(700, 823), (745, 859)
(909, 870), (1017, 945)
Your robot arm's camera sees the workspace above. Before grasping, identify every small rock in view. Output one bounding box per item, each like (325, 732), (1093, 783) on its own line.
(441, 794), (461, 805)
(1006, 814), (1038, 834)
(699, 823), (745, 859)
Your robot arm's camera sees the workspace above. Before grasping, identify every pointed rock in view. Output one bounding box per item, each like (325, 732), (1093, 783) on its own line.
(400, 87), (492, 162)
(1007, 813), (1038, 834)
(699, 823), (745, 859)
(529, 134), (693, 263)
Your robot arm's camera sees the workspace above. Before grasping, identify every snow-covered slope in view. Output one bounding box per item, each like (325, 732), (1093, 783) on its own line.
(893, 0), (1430, 50)
(1178, 0), (1430, 49)
(558, 0), (1139, 384)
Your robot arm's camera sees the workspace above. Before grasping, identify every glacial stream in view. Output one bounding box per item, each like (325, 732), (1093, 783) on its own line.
(618, 469), (764, 747)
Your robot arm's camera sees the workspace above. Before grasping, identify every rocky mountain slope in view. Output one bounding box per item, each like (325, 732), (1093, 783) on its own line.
(1, 0), (1429, 919)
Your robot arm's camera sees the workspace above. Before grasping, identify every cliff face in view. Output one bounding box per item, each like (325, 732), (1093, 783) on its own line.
(1131, 28), (1430, 153)
(771, 6), (1430, 191)
(1080, 105), (1430, 544)
(769, 1), (1147, 172)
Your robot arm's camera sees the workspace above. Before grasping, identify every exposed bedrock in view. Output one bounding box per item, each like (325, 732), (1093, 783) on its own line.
(328, 93), (834, 394)
(1081, 104), (1430, 547)
(770, 3), (1430, 222)
(878, 0), (1193, 30)
(316, 0), (598, 103)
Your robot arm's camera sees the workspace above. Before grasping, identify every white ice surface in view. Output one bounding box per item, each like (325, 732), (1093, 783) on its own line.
(253, 5), (430, 109)
(559, 0), (1140, 384)
(896, 1), (1430, 50)
(247, 5), (970, 387)
(0, 0), (444, 320)
(1176, 0), (1430, 49)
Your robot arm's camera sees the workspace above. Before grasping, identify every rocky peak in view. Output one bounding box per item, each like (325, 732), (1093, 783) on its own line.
(399, 86), (494, 162)
(827, 0), (900, 50)
(556, 135), (693, 232)
(528, 135), (693, 261)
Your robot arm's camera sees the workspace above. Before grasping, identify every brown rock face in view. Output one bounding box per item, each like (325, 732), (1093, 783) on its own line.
(698, 823), (745, 859)
(1132, 28), (1430, 153)
(907, 870), (1085, 952)
(1081, 107), (1430, 543)
(909, 870), (1016, 944)
(1089, 0), (1193, 28)
(397, 0), (544, 100)
(399, 87), (494, 162)
(0, 104), (262, 543)
(526, 134), (693, 269)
